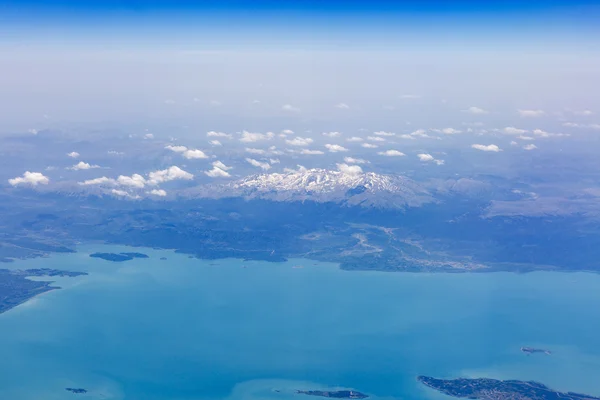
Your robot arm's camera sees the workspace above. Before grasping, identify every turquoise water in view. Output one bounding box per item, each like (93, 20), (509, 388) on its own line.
(2, 245), (600, 400)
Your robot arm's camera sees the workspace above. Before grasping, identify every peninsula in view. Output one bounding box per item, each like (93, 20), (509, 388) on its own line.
(418, 376), (600, 400)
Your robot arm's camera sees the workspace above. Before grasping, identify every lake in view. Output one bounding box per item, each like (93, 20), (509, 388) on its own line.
(1, 244), (600, 400)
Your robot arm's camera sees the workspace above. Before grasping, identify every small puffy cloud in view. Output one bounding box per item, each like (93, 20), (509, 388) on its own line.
(111, 189), (132, 197)
(378, 150), (405, 156)
(148, 189), (167, 197)
(148, 166), (194, 185)
(562, 122), (581, 128)
(463, 106), (488, 114)
(518, 135), (535, 141)
(209, 140), (222, 146)
(300, 149), (325, 155)
(246, 148), (267, 155)
(144, 133), (154, 139)
(213, 161), (232, 171)
(367, 136), (386, 142)
(70, 161), (100, 170)
(337, 163), (363, 175)
(246, 158), (271, 170)
(410, 129), (431, 138)
(362, 143), (378, 148)
(518, 109), (545, 117)
(183, 149), (209, 159)
(286, 137), (314, 146)
(417, 153), (444, 165)
(205, 161), (232, 178)
(399, 134), (416, 140)
(207, 131), (232, 139)
(325, 144), (349, 152)
(282, 104), (300, 113)
(284, 165), (308, 173)
(344, 157), (369, 164)
(440, 128), (461, 134)
(270, 158), (280, 164)
(67, 151), (80, 158)
(108, 150), (124, 155)
(281, 129), (294, 135)
(335, 103), (350, 109)
(374, 131), (395, 136)
(503, 126), (528, 135)
(523, 144), (538, 151)
(322, 131), (341, 137)
(79, 176), (116, 186)
(573, 110), (594, 116)
(8, 171), (49, 186)
(510, 141), (518, 146)
(471, 144), (502, 152)
(117, 173), (146, 188)
(347, 136), (364, 142)
(240, 130), (274, 143)
(165, 145), (188, 153)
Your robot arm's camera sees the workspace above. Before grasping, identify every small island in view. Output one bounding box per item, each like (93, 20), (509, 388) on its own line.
(65, 388), (88, 394)
(0, 269), (87, 314)
(89, 252), (149, 262)
(521, 346), (552, 355)
(418, 376), (600, 400)
(296, 390), (368, 399)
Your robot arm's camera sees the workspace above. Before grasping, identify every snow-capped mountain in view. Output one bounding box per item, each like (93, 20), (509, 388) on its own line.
(191, 168), (434, 209)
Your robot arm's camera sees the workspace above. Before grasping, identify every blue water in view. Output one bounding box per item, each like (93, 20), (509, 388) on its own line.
(1, 245), (600, 400)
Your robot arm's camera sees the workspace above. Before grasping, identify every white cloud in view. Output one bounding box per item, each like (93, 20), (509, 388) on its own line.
(463, 106), (489, 114)
(337, 163), (363, 175)
(518, 109), (545, 117)
(343, 157), (369, 164)
(209, 140), (222, 146)
(286, 137), (314, 146)
(347, 136), (364, 142)
(148, 166), (194, 185)
(335, 103), (350, 109)
(240, 130), (274, 143)
(148, 189), (167, 197)
(417, 153), (445, 165)
(325, 144), (349, 152)
(367, 136), (386, 142)
(79, 176), (116, 186)
(70, 161), (100, 170)
(510, 141), (518, 146)
(281, 129), (294, 135)
(440, 128), (461, 134)
(144, 133), (154, 139)
(209, 100), (222, 106)
(246, 148), (267, 155)
(322, 131), (341, 137)
(282, 104), (300, 113)
(410, 129), (431, 138)
(213, 161), (232, 171)
(205, 161), (232, 178)
(373, 131), (395, 136)
(503, 126), (528, 135)
(300, 149), (325, 155)
(67, 151), (80, 158)
(107, 150), (124, 155)
(399, 134), (416, 140)
(246, 158), (271, 170)
(8, 171), (50, 186)
(111, 189), (131, 197)
(523, 144), (538, 151)
(184, 149), (209, 159)
(165, 145), (188, 153)
(518, 135), (535, 141)
(562, 122), (581, 128)
(284, 165), (308, 173)
(378, 150), (405, 156)
(573, 110), (594, 116)
(471, 144), (502, 152)
(207, 131), (232, 139)
(117, 173), (146, 188)
(362, 143), (378, 148)
(590, 124), (600, 130)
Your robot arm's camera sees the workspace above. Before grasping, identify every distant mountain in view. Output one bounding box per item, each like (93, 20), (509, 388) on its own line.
(187, 168), (434, 209)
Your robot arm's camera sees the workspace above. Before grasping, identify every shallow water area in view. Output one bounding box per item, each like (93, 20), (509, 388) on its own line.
(1, 244), (600, 399)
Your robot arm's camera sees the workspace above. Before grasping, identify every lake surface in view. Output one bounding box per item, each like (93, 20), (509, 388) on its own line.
(2, 244), (600, 400)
